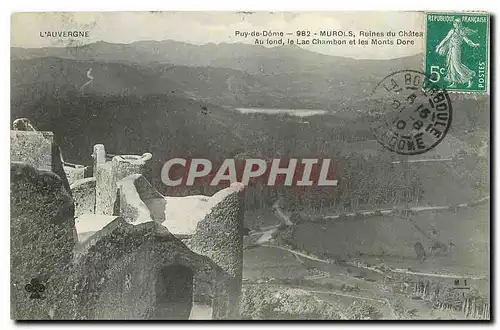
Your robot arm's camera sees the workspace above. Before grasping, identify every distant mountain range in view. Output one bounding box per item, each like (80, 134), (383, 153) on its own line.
(12, 40), (422, 108)
(11, 40), (422, 75)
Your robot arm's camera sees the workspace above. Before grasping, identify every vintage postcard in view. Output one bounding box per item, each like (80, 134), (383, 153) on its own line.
(10, 11), (490, 320)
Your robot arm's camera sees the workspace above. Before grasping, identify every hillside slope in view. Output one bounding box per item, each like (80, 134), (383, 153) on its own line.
(12, 57), (310, 108)
(293, 203), (489, 276)
(11, 41), (422, 104)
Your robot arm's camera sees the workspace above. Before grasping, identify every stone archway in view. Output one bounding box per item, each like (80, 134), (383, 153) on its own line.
(153, 265), (193, 320)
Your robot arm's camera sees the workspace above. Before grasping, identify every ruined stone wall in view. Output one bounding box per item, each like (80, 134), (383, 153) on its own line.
(112, 154), (153, 183)
(184, 191), (245, 319)
(114, 174), (238, 319)
(11, 137), (242, 320)
(93, 143), (152, 216)
(11, 131), (53, 171)
(116, 175), (154, 224)
(11, 130), (71, 194)
(73, 220), (229, 320)
(64, 165), (85, 185)
(116, 174), (166, 224)
(70, 177), (96, 217)
(11, 162), (230, 320)
(94, 161), (115, 216)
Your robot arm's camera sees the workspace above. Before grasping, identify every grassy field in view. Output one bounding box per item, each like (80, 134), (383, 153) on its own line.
(292, 204), (489, 274)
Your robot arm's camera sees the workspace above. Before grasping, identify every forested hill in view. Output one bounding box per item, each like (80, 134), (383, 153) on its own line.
(11, 57), (311, 109)
(12, 41), (422, 107)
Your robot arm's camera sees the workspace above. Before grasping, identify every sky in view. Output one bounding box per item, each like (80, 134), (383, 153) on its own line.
(11, 11), (425, 59)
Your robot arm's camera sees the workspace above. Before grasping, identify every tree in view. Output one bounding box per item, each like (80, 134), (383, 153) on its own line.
(413, 241), (426, 263)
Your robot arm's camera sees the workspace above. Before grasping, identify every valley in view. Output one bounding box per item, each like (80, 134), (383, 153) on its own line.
(11, 40), (490, 319)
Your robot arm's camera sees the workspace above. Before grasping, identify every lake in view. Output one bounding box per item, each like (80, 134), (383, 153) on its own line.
(234, 108), (328, 117)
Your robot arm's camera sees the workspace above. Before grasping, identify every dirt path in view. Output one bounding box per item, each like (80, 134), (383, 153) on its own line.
(261, 244), (331, 264)
(261, 244), (485, 280)
(391, 269), (487, 280)
(391, 158), (459, 164)
(322, 196), (489, 220)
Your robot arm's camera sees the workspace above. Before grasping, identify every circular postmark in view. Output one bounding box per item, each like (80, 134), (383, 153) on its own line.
(371, 70), (452, 155)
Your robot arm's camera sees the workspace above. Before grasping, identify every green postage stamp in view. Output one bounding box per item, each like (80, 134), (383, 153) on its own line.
(425, 12), (489, 93)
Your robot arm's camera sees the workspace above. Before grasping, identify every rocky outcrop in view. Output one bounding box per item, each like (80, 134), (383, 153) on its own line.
(10, 162), (76, 319)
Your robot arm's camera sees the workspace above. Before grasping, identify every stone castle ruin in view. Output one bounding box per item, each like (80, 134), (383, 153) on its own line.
(10, 122), (245, 320)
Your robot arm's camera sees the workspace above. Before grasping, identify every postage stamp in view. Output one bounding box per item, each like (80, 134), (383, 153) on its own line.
(371, 70), (452, 155)
(425, 12), (489, 93)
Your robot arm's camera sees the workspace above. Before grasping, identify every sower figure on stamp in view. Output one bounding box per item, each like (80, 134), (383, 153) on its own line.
(435, 18), (480, 88)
